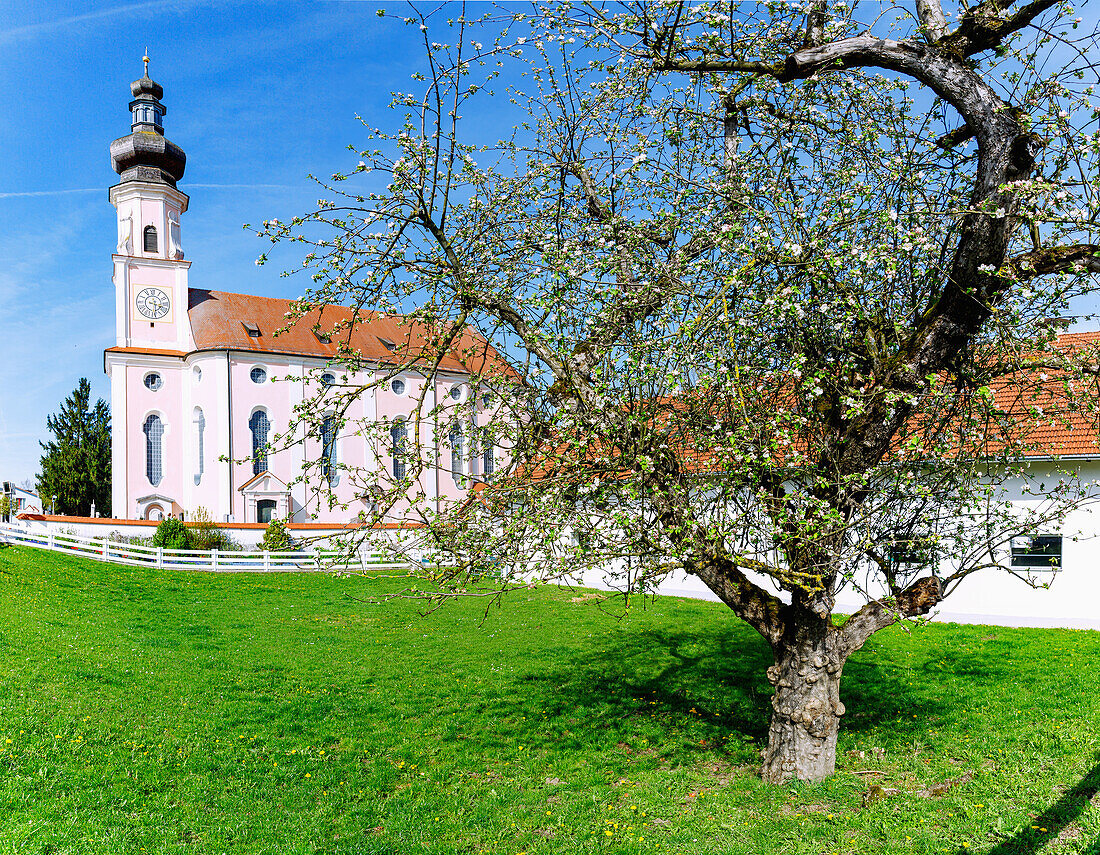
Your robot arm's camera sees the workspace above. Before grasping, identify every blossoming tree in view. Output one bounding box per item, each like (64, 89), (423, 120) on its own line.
(263, 1), (1100, 782)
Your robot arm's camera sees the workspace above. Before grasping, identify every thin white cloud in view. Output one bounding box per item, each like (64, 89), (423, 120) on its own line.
(0, 184), (295, 198)
(188, 183), (297, 190)
(0, 188), (100, 199)
(0, 1), (179, 42)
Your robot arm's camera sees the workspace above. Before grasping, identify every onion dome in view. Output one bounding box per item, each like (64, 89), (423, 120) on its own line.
(131, 73), (163, 102)
(109, 55), (186, 187)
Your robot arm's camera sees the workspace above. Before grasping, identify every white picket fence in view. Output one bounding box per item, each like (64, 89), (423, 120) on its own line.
(0, 522), (412, 574)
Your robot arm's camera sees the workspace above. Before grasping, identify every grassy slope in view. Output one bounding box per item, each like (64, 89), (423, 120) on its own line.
(0, 544), (1097, 854)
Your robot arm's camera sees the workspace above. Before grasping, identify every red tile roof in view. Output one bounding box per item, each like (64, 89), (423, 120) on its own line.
(512, 331), (1100, 483)
(186, 289), (511, 376)
(991, 330), (1100, 458)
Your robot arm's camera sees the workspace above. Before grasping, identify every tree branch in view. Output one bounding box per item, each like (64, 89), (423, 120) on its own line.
(935, 123), (975, 150)
(834, 576), (943, 657)
(804, 0), (828, 47)
(689, 552), (788, 647)
(916, 0), (949, 41)
(413, 204), (584, 402)
(936, 0), (1062, 58)
(1004, 244), (1100, 278)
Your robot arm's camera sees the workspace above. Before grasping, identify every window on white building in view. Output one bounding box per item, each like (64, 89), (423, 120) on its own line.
(144, 372), (162, 391)
(144, 414), (163, 486)
(257, 499), (276, 524)
(390, 421), (407, 481)
(250, 366), (267, 384)
(886, 537), (931, 568)
(249, 410), (270, 475)
(143, 225), (157, 253)
(391, 378), (405, 395)
(1011, 535), (1062, 570)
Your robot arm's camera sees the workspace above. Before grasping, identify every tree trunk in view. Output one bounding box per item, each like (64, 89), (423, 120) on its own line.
(760, 622), (845, 784)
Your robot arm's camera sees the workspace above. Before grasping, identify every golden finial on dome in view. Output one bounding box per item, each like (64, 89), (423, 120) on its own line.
(143, 48), (150, 76)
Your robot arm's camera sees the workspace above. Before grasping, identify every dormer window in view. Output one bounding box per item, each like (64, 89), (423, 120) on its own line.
(143, 226), (158, 253)
(313, 329), (331, 344)
(379, 339), (396, 352)
(242, 321), (261, 337)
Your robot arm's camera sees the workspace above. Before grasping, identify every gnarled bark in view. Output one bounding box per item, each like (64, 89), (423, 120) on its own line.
(761, 617), (846, 784)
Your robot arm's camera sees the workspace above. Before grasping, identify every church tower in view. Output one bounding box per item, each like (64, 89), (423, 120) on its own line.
(106, 57), (197, 522)
(108, 55), (192, 352)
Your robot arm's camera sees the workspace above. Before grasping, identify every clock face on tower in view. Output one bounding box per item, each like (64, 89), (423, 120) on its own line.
(135, 287), (171, 320)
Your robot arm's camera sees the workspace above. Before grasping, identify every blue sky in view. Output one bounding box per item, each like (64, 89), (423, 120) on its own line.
(1, 2), (1096, 488)
(0, 0), (436, 485)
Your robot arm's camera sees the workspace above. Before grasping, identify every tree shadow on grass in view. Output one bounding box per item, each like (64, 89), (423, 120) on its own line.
(967, 758), (1100, 855)
(466, 620), (954, 762)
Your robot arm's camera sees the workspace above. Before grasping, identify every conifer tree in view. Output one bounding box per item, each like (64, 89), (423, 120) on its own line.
(37, 378), (111, 517)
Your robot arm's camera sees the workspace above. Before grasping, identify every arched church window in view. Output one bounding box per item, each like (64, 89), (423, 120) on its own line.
(390, 421), (407, 481)
(144, 414), (164, 486)
(320, 415), (338, 486)
(143, 225), (158, 253)
(481, 426), (494, 480)
(449, 423), (464, 487)
(249, 410), (270, 475)
(193, 408), (205, 486)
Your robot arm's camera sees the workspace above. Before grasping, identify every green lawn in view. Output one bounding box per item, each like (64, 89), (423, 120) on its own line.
(0, 544), (1097, 854)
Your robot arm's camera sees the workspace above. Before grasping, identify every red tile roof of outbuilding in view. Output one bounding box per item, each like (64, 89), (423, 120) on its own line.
(1002, 330), (1100, 458)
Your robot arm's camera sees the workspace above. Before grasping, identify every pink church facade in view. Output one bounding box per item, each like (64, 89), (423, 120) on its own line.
(105, 67), (502, 524)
